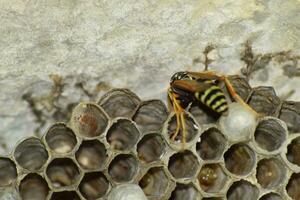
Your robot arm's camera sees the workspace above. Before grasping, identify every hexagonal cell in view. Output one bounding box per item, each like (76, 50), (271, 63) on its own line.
(188, 103), (218, 125)
(196, 128), (226, 160)
(167, 112), (199, 144)
(256, 158), (286, 189)
(107, 119), (140, 151)
(139, 167), (170, 198)
(79, 172), (109, 199)
(224, 143), (256, 176)
(286, 173), (300, 200)
(108, 154), (138, 183)
(0, 157), (17, 187)
(98, 89), (140, 118)
(137, 133), (166, 164)
(169, 184), (200, 200)
(254, 118), (287, 152)
(45, 123), (77, 154)
(75, 140), (107, 170)
(259, 192), (282, 200)
(133, 100), (168, 134)
(70, 103), (108, 138)
(286, 136), (300, 167)
(279, 101), (300, 133)
(198, 163), (228, 193)
(168, 150), (199, 180)
(46, 158), (80, 188)
(50, 191), (80, 200)
(227, 180), (259, 200)
(14, 138), (48, 171)
(227, 75), (252, 101)
(19, 173), (49, 200)
(247, 86), (281, 116)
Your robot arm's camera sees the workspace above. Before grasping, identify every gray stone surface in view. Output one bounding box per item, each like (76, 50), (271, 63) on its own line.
(0, 0), (299, 157)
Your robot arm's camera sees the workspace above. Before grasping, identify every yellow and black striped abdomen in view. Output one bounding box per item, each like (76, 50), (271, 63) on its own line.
(195, 85), (228, 114)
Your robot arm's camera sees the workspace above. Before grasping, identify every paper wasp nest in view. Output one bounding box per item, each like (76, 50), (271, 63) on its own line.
(1, 76), (300, 200)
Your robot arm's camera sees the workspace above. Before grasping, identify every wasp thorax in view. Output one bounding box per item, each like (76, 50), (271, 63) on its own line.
(170, 71), (193, 83)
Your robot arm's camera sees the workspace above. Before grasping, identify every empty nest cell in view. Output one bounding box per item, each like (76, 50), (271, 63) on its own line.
(108, 154), (138, 183)
(46, 158), (80, 189)
(106, 119), (140, 151)
(286, 173), (300, 200)
(227, 180), (259, 200)
(259, 192), (283, 200)
(168, 150), (199, 180)
(279, 101), (300, 133)
(286, 136), (300, 167)
(79, 172), (110, 199)
(254, 117), (287, 153)
(137, 133), (166, 164)
(19, 173), (49, 200)
(75, 140), (107, 170)
(45, 123), (77, 154)
(0, 157), (17, 187)
(196, 127), (226, 160)
(139, 167), (170, 198)
(133, 100), (168, 134)
(224, 143), (256, 176)
(256, 158), (286, 189)
(169, 184), (200, 200)
(14, 137), (48, 171)
(50, 191), (80, 200)
(198, 163), (228, 193)
(98, 89), (140, 118)
(70, 103), (108, 138)
(167, 112), (199, 144)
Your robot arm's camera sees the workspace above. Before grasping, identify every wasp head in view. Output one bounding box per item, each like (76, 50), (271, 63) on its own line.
(170, 71), (194, 83)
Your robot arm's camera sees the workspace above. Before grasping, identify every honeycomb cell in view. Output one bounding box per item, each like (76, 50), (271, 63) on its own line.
(279, 101), (300, 133)
(247, 86), (281, 116)
(227, 180), (259, 200)
(0, 158), (17, 187)
(198, 163), (228, 193)
(19, 173), (49, 200)
(139, 167), (170, 198)
(202, 198), (223, 200)
(167, 112), (199, 144)
(108, 154), (138, 183)
(286, 173), (300, 200)
(169, 184), (200, 200)
(168, 150), (199, 180)
(254, 118), (287, 152)
(256, 158), (286, 189)
(79, 172), (109, 199)
(227, 75), (252, 101)
(259, 192), (282, 200)
(70, 103), (108, 138)
(107, 184), (147, 200)
(224, 143), (256, 176)
(50, 191), (80, 200)
(286, 136), (300, 167)
(14, 138), (48, 171)
(133, 100), (168, 134)
(107, 119), (140, 151)
(98, 88), (140, 118)
(137, 133), (166, 164)
(45, 123), (77, 154)
(46, 158), (80, 188)
(75, 140), (107, 170)
(196, 128), (226, 160)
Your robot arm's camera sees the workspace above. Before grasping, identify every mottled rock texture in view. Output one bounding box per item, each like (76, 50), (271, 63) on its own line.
(0, 0), (299, 157)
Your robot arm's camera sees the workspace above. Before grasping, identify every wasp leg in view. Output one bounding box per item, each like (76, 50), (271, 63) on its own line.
(168, 89), (187, 147)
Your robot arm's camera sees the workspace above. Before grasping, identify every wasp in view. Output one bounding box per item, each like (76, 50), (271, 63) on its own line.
(168, 70), (258, 146)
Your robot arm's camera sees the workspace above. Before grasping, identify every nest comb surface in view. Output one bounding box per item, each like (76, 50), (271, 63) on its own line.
(0, 76), (300, 200)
